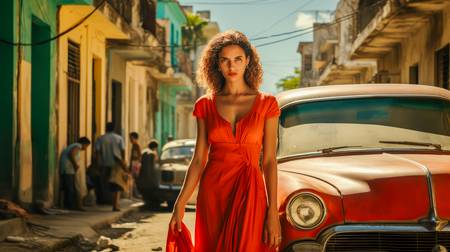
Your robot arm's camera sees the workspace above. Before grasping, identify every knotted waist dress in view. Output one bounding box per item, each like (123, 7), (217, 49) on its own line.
(192, 92), (280, 252)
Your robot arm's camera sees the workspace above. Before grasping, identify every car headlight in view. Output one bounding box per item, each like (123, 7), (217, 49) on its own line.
(286, 192), (326, 229)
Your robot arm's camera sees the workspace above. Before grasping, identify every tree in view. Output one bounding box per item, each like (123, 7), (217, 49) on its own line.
(182, 12), (208, 52)
(276, 68), (301, 91)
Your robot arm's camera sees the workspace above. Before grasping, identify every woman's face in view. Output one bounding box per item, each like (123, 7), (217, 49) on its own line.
(218, 45), (249, 82)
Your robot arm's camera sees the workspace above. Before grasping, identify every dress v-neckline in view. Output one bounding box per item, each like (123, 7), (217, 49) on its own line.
(212, 92), (261, 139)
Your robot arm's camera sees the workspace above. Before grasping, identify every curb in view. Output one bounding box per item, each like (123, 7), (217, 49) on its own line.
(40, 205), (140, 252)
(0, 205), (139, 252)
(92, 206), (140, 231)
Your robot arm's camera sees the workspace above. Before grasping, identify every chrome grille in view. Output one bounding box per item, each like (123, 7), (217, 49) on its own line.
(325, 232), (450, 252)
(161, 170), (174, 183)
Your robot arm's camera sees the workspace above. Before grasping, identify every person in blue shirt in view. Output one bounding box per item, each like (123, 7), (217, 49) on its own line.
(95, 123), (127, 211)
(60, 137), (91, 210)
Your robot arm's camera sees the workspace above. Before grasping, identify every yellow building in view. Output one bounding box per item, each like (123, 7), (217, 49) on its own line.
(57, 3), (129, 199)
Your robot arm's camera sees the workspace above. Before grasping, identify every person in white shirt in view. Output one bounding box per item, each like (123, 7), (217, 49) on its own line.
(95, 123), (127, 211)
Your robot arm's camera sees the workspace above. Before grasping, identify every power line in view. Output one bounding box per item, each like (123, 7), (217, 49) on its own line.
(251, 0), (314, 38)
(255, 14), (354, 48)
(251, 10), (356, 42)
(0, 0), (106, 46)
(251, 26), (313, 41)
(254, 0), (386, 48)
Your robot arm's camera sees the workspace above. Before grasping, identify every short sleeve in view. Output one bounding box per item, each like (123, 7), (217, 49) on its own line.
(265, 96), (280, 118)
(119, 137), (126, 150)
(192, 97), (206, 119)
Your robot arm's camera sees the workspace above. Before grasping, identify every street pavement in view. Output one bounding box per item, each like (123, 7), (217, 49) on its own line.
(99, 205), (196, 252)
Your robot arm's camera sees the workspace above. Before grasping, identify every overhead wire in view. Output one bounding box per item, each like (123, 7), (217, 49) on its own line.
(251, 0), (314, 38)
(254, 0), (387, 48)
(0, 0), (107, 46)
(255, 13), (354, 48)
(1, 0), (387, 52)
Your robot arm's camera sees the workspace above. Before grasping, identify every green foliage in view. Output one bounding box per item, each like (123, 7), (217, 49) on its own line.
(276, 68), (301, 91)
(182, 12), (208, 51)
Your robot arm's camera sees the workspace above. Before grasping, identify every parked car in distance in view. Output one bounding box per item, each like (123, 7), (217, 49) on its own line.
(155, 139), (197, 209)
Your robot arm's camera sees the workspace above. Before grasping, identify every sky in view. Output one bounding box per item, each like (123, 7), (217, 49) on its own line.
(178, 0), (340, 94)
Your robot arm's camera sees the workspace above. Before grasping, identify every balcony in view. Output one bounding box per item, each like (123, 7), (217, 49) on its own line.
(94, 0), (132, 24)
(351, 0), (450, 59)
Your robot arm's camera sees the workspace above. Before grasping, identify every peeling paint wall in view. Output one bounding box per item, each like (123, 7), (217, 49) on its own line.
(355, 1), (450, 88)
(394, 5), (450, 87)
(4, 0), (59, 206)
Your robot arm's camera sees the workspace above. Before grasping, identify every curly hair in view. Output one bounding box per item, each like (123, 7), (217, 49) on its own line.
(196, 30), (263, 93)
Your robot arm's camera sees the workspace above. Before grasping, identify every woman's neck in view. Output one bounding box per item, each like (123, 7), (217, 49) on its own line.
(221, 79), (254, 95)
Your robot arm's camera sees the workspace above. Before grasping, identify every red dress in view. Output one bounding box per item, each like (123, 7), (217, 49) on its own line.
(167, 92), (280, 252)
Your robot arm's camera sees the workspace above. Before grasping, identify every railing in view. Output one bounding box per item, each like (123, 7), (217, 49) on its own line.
(94, 0), (132, 24)
(356, 0), (387, 35)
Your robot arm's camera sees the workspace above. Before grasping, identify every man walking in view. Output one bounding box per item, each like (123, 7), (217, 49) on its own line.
(60, 137), (91, 210)
(95, 123), (127, 211)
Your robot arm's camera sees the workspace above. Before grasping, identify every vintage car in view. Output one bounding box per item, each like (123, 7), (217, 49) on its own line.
(155, 139), (197, 208)
(276, 84), (450, 252)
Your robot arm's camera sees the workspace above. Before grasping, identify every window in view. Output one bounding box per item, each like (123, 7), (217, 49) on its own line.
(304, 55), (312, 71)
(436, 44), (449, 89)
(409, 64), (419, 84)
(141, 0), (156, 34)
(67, 40), (80, 144)
(278, 97), (450, 156)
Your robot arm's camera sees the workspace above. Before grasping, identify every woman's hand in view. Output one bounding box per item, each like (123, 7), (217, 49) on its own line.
(169, 203), (186, 234)
(264, 208), (282, 250)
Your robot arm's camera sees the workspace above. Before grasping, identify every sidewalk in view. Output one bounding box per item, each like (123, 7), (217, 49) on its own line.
(0, 198), (143, 252)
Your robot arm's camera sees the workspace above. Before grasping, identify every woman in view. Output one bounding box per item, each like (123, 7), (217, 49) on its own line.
(168, 30), (281, 251)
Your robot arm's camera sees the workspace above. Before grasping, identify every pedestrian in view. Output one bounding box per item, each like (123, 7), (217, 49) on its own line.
(168, 30), (281, 251)
(137, 140), (159, 206)
(95, 122), (128, 211)
(129, 132), (142, 198)
(60, 137), (91, 210)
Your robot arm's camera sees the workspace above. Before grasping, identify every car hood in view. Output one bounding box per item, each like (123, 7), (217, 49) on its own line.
(278, 153), (450, 223)
(160, 162), (188, 171)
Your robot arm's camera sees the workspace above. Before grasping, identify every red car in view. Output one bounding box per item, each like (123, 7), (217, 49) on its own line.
(276, 84), (450, 252)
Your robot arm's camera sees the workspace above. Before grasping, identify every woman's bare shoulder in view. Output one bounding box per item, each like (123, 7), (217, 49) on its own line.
(195, 93), (214, 103)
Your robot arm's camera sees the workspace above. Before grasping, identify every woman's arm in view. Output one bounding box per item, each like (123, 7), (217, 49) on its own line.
(69, 147), (81, 171)
(262, 116), (281, 248)
(170, 118), (209, 232)
(175, 118), (209, 206)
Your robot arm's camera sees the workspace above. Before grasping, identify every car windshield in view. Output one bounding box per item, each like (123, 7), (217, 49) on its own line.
(161, 145), (195, 160)
(278, 97), (450, 157)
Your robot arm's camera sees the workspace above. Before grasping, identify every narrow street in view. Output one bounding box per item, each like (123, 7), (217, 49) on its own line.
(2, 0), (450, 251)
(94, 206), (196, 252)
